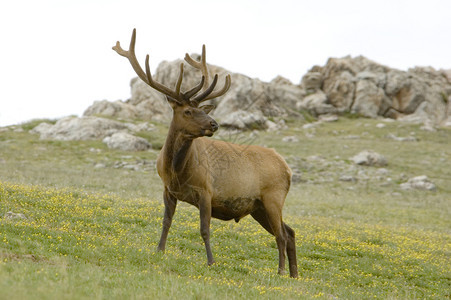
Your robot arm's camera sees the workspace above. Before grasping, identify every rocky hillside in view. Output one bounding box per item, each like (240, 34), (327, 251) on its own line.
(27, 55), (450, 147)
(84, 54), (451, 127)
(300, 56), (451, 125)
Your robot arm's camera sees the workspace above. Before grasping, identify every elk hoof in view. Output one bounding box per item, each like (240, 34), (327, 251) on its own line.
(207, 260), (216, 266)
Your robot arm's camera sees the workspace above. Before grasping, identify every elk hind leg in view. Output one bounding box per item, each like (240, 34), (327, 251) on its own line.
(284, 223), (298, 278)
(252, 199), (287, 276)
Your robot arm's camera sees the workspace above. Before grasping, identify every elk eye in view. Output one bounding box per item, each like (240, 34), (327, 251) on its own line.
(184, 110), (192, 117)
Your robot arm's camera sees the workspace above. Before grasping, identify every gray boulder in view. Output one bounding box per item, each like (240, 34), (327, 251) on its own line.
(351, 150), (388, 167)
(102, 132), (151, 151)
(220, 110), (268, 130)
(296, 91), (337, 116)
(352, 79), (390, 118)
(400, 175), (436, 191)
(83, 100), (138, 120)
(32, 116), (130, 141)
(301, 71), (322, 92)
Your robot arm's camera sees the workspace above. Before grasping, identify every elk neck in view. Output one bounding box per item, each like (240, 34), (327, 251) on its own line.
(162, 121), (195, 175)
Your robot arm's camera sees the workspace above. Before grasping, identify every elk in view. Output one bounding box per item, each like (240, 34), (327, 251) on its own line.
(113, 29), (298, 278)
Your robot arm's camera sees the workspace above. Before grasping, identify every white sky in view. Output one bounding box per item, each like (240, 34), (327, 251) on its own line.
(1, 0), (450, 126)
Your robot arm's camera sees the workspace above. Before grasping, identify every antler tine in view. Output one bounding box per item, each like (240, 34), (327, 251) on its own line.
(113, 28), (184, 102)
(175, 63), (184, 96)
(185, 45), (232, 102)
(112, 29), (149, 84)
(145, 55), (182, 100)
(202, 74), (232, 101)
(191, 74), (218, 104)
(183, 76), (205, 100)
(184, 44), (209, 88)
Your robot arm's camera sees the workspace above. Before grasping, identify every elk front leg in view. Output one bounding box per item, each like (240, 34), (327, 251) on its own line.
(199, 195), (215, 266)
(157, 187), (177, 252)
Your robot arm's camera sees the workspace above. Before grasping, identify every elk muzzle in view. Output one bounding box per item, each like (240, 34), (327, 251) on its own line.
(210, 120), (219, 132)
(203, 120), (219, 137)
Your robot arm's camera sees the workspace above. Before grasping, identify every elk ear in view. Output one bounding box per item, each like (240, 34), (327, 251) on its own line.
(200, 104), (215, 114)
(166, 96), (183, 109)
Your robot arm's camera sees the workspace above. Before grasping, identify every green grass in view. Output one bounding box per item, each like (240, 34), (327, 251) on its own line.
(0, 118), (450, 299)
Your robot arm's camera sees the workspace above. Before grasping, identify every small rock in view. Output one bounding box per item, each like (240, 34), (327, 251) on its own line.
(344, 135), (360, 139)
(265, 120), (278, 132)
(351, 150), (387, 167)
(376, 168), (390, 176)
(318, 114), (339, 122)
(89, 148), (102, 153)
(282, 136), (299, 143)
(400, 175), (436, 191)
(306, 155), (326, 162)
(339, 175), (357, 182)
(302, 123), (317, 129)
(4, 211), (27, 220)
(387, 133), (417, 142)
(123, 164), (140, 171)
(265, 119), (287, 132)
(376, 123), (386, 128)
(382, 118), (395, 123)
(420, 122), (436, 132)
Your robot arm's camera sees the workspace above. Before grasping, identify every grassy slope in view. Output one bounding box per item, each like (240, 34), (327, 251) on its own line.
(0, 118), (450, 299)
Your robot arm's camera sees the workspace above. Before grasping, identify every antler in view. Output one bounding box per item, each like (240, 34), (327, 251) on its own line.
(113, 29), (230, 106)
(185, 45), (232, 105)
(113, 29), (186, 102)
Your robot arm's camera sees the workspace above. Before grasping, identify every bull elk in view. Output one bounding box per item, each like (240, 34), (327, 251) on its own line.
(113, 29), (298, 278)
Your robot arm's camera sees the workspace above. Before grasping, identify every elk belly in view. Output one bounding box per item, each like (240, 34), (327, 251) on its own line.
(211, 197), (260, 222)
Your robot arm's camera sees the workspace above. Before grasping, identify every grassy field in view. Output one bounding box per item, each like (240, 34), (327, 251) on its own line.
(0, 117), (450, 299)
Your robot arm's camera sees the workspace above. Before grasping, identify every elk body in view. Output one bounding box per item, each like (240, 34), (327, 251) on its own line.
(113, 29), (298, 278)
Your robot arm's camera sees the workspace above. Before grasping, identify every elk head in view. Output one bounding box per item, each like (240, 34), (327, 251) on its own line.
(112, 29), (231, 139)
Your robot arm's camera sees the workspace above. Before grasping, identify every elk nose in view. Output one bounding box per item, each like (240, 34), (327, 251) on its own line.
(210, 120), (219, 132)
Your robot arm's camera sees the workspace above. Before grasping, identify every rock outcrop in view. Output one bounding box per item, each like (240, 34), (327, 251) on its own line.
(31, 116), (131, 141)
(83, 54), (450, 127)
(83, 100), (139, 120)
(30, 116), (153, 151)
(153, 58), (304, 121)
(84, 79), (171, 123)
(300, 57), (451, 125)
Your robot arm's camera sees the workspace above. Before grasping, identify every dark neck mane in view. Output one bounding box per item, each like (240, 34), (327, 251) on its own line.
(163, 123), (194, 174)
